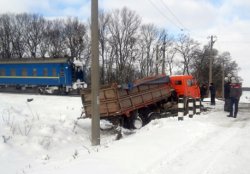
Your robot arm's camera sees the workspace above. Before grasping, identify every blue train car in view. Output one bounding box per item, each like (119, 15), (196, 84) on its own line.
(0, 58), (81, 93)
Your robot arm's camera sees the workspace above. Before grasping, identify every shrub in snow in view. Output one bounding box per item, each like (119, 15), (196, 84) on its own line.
(42, 154), (50, 161)
(73, 150), (78, 159)
(39, 136), (52, 150)
(2, 135), (11, 143)
(17, 120), (32, 136)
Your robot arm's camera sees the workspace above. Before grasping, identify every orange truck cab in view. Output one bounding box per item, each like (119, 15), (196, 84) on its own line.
(170, 75), (200, 99)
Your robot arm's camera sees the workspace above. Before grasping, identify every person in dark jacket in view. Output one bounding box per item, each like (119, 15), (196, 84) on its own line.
(224, 81), (231, 111)
(209, 83), (216, 105)
(200, 84), (207, 101)
(227, 80), (242, 118)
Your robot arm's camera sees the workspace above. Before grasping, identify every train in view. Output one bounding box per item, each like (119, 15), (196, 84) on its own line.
(0, 58), (86, 94)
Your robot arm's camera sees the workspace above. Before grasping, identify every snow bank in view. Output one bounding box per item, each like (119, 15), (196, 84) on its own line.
(240, 91), (250, 103)
(1, 93), (250, 174)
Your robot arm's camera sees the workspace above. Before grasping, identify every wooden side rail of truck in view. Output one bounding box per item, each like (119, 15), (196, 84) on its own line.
(80, 74), (200, 129)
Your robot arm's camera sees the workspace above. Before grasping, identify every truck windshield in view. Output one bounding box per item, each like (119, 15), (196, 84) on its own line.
(187, 79), (196, 86)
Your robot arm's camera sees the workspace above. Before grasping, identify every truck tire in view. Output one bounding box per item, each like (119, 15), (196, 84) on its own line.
(133, 116), (143, 129)
(123, 110), (144, 129)
(138, 108), (151, 125)
(148, 112), (160, 121)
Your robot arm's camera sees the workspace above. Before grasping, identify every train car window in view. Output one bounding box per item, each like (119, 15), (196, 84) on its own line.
(52, 68), (57, 77)
(32, 68), (37, 76)
(11, 69), (16, 76)
(175, 80), (182, 85)
(43, 68), (48, 76)
(22, 68), (27, 76)
(60, 68), (64, 77)
(0, 69), (5, 76)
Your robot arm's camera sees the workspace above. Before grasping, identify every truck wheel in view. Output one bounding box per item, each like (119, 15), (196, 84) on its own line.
(148, 112), (160, 121)
(133, 116), (143, 129)
(138, 108), (151, 125)
(124, 110), (143, 129)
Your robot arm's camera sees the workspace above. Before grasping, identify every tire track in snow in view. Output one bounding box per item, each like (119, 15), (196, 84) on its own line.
(139, 113), (249, 174)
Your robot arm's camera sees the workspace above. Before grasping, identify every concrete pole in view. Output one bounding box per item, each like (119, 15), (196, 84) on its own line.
(91, 0), (100, 146)
(222, 59), (225, 99)
(209, 36), (213, 86)
(208, 35), (216, 97)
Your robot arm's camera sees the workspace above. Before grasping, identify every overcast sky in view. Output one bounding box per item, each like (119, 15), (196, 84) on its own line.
(0, 0), (250, 86)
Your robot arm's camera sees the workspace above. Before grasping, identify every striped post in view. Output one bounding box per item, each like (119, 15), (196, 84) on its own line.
(178, 98), (184, 121)
(195, 98), (201, 115)
(188, 98), (194, 118)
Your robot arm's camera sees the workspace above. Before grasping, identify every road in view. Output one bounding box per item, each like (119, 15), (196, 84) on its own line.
(142, 102), (250, 174)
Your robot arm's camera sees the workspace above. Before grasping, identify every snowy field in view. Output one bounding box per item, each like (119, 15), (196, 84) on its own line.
(0, 91), (250, 174)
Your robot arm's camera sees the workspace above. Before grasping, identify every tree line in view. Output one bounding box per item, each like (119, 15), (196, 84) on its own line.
(0, 7), (240, 94)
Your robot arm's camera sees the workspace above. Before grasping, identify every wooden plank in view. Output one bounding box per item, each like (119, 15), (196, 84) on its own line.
(81, 83), (172, 118)
(119, 98), (132, 109)
(139, 85), (149, 91)
(100, 88), (117, 100)
(131, 95), (143, 106)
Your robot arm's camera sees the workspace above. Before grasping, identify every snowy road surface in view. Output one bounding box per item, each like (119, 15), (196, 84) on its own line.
(0, 92), (250, 174)
(145, 105), (250, 174)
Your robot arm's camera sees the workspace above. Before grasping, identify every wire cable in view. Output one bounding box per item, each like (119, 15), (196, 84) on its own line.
(159, 0), (188, 31)
(147, 0), (183, 31)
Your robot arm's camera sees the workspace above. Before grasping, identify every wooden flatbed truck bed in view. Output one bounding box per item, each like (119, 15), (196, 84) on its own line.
(81, 76), (172, 118)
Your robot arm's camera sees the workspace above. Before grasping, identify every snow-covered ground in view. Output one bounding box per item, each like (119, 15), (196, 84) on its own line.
(240, 90), (250, 103)
(0, 91), (250, 174)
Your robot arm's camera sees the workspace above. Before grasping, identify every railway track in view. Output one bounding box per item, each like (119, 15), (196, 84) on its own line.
(0, 87), (80, 96)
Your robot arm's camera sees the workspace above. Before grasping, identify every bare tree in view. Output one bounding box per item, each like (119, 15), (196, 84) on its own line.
(216, 52), (239, 75)
(39, 20), (51, 58)
(47, 20), (67, 58)
(99, 11), (110, 84)
(0, 14), (13, 58)
(0, 11), (242, 86)
(175, 34), (200, 75)
(64, 17), (86, 59)
(139, 23), (158, 76)
(166, 45), (177, 75)
(11, 14), (27, 58)
(108, 7), (141, 83)
(24, 14), (46, 58)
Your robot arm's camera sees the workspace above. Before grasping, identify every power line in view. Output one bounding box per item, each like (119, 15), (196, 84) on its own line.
(147, 0), (183, 31)
(218, 41), (250, 44)
(159, 0), (188, 31)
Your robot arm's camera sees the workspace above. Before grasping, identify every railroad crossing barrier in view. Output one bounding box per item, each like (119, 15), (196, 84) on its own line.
(195, 98), (201, 115)
(188, 98), (194, 118)
(178, 98), (184, 121)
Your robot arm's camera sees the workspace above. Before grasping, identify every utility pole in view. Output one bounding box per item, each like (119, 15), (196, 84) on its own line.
(156, 44), (159, 75)
(222, 59), (225, 99)
(91, 0), (100, 146)
(208, 35), (216, 86)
